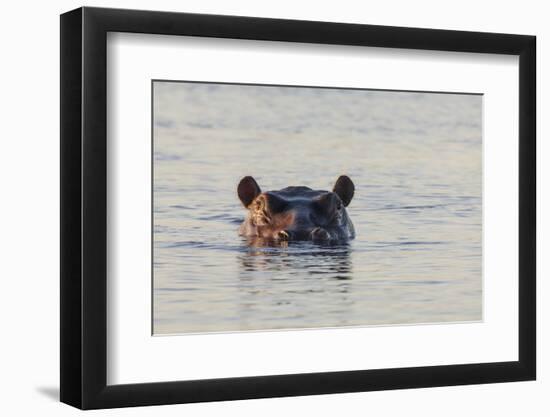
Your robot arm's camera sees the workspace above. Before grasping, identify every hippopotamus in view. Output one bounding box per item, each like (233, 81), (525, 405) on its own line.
(237, 175), (355, 242)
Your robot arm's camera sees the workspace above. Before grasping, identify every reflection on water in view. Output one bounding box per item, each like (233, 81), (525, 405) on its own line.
(240, 240), (352, 279)
(153, 81), (482, 334)
(235, 242), (354, 330)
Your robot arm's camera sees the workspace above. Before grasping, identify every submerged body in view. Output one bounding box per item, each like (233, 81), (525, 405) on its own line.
(237, 176), (355, 242)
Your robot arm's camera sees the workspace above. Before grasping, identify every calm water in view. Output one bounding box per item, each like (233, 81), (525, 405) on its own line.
(153, 81), (482, 335)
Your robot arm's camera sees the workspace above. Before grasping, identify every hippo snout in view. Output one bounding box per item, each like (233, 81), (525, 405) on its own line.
(237, 175), (356, 243)
(276, 230), (290, 240)
(310, 227), (331, 241)
(276, 228), (331, 241)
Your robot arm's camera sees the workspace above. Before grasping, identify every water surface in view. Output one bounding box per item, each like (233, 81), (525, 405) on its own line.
(153, 81), (482, 334)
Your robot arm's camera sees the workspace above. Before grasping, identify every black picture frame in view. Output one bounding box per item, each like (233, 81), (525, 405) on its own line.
(60, 6), (536, 410)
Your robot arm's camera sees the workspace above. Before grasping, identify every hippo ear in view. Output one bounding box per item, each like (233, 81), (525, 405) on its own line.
(238, 176), (261, 207)
(333, 175), (354, 207)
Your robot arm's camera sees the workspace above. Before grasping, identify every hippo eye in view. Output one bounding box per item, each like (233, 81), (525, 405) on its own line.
(253, 196), (265, 210)
(252, 196), (271, 225)
(265, 193), (288, 214)
(315, 193), (338, 213)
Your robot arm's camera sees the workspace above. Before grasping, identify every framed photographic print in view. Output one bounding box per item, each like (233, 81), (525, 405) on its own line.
(60, 6), (536, 409)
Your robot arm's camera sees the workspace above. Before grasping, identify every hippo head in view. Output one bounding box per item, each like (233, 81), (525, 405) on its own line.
(237, 176), (355, 242)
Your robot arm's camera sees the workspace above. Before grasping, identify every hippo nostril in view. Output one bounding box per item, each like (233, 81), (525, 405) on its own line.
(277, 230), (290, 240)
(311, 227), (331, 241)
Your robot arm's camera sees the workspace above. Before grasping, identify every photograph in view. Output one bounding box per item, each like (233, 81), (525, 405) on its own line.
(152, 81), (483, 335)
(54, 3), (538, 412)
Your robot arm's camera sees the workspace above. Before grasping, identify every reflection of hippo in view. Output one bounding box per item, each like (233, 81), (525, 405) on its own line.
(237, 176), (355, 241)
